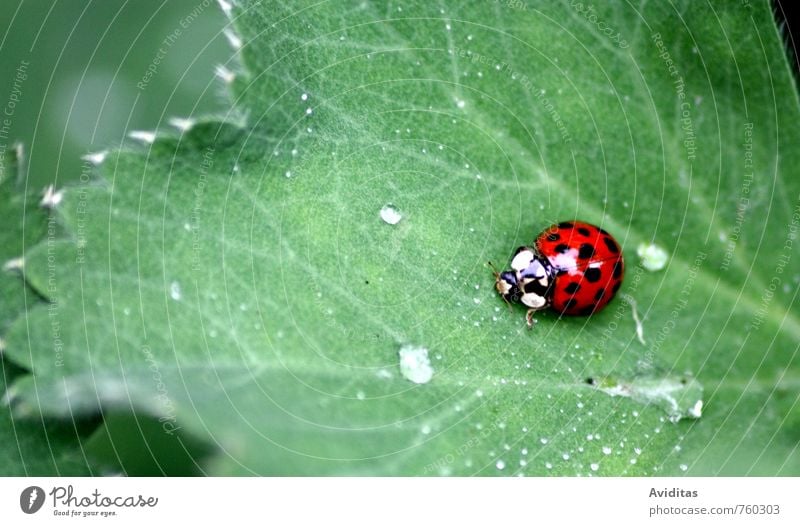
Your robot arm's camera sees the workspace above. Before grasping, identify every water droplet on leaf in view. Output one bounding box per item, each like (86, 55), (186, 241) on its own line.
(398, 344), (433, 384)
(637, 242), (669, 271)
(380, 204), (402, 225)
(169, 281), (182, 301)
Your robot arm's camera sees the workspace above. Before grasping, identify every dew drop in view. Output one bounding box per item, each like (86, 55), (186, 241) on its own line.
(637, 243), (669, 271)
(590, 463), (599, 472)
(495, 460), (505, 470)
(380, 204), (402, 225)
(398, 344), (434, 384)
(169, 281), (182, 301)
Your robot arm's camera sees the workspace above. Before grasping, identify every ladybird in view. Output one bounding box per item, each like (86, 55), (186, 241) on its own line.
(492, 220), (624, 326)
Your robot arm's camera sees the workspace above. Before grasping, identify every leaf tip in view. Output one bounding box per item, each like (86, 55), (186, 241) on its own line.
(168, 117), (196, 133)
(215, 65), (236, 84)
(217, 0), (233, 18)
(223, 28), (242, 50)
(40, 184), (64, 209)
(81, 151), (108, 165)
(128, 130), (157, 144)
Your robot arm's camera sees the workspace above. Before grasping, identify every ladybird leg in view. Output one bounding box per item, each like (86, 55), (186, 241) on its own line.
(525, 309), (538, 329)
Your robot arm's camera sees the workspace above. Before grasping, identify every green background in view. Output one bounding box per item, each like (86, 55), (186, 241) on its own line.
(0, 0), (231, 188)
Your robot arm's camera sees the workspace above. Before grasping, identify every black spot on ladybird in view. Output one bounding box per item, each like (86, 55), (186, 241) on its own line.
(564, 282), (580, 294)
(584, 267), (601, 283)
(555, 243), (569, 254)
(598, 227), (609, 235)
(564, 298), (578, 310)
(558, 221), (573, 229)
(524, 280), (547, 295)
(577, 227), (591, 236)
(603, 236), (619, 254)
(594, 288), (605, 301)
(578, 243), (595, 259)
(579, 305), (596, 316)
(613, 261), (623, 278)
(546, 232), (560, 241)
(612, 282), (621, 294)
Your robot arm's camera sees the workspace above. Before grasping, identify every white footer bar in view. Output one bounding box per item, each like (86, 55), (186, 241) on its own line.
(1, 477), (797, 525)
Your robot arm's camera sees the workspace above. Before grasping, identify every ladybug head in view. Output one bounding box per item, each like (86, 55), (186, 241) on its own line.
(495, 270), (522, 304)
(490, 259), (522, 304)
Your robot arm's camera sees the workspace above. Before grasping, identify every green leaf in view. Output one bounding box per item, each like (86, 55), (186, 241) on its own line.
(0, 359), (93, 475)
(0, 154), (90, 476)
(0, 146), (47, 333)
(5, 0), (800, 475)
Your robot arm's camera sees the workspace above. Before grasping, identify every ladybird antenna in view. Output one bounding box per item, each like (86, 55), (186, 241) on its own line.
(487, 260), (501, 278)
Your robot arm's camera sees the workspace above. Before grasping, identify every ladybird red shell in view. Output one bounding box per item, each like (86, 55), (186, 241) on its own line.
(534, 221), (624, 316)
